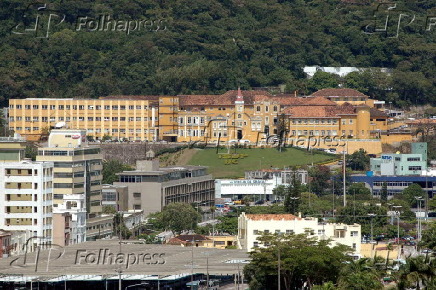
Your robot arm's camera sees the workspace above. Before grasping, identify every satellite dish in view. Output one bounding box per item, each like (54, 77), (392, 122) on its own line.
(55, 122), (66, 128)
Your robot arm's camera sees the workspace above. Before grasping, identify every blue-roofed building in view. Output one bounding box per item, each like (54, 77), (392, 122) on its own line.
(350, 175), (435, 199)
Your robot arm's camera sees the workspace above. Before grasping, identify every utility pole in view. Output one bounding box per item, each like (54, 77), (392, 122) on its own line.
(368, 213), (376, 259)
(343, 149), (346, 207)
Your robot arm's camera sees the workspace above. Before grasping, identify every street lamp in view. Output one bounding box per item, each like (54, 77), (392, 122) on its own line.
(392, 205), (402, 259)
(368, 213), (376, 259)
(415, 196), (424, 241)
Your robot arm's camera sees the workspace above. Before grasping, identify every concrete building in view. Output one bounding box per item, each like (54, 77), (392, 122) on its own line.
(215, 179), (280, 201)
(36, 129), (104, 244)
(115, 160), (215, 216)
(245, 168), (308, 184)
(237, 213), (361, 258)
(351, 175), (436, 199)
(370, 142), (428, 176)
(0, 231), (12, 258)
(86, 211), (144, 240)
(52, 212), (72, 247)
(101, 184), (128, 212)
(0, 158), (54, 246)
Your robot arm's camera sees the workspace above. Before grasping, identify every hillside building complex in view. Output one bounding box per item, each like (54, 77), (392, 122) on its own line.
(114, 160), (215, 216)
(8, 89), (391, 153)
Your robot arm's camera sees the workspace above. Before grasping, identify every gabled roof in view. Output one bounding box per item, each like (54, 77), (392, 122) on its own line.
(369, 108), (388, 118)
(311, 88), (368, 98)
(283, 103), (356, 118)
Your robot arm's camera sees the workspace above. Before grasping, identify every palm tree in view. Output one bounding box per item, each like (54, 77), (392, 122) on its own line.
(397, 256), (434, 290)
(337, 258), (383, 290)
(385, 243), (394, 270)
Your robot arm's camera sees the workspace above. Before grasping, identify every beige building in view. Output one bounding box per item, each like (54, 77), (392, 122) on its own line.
(36, 129), (103, 244)
(238, 213), (361, 258)
(0, 138), (54, 246)
(101, 184), (128, 212)
(114, 160), (215, 216)
(52, 212), (72, 247)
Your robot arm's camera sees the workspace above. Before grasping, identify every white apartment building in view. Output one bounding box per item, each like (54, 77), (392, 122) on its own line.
(0, 161), (54, 245)
(238, 213), (361, 258)
(215, 179), (280, 201)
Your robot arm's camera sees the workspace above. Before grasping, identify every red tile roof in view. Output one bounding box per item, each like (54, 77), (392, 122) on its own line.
(101, 95), (160, 101)
(311, 88), (368, 98)
(283, 103), (356, 118)
(246, 214), (301, 221)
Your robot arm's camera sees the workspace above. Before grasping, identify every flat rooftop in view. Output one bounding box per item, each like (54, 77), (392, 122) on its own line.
(0, 240), (250, 279)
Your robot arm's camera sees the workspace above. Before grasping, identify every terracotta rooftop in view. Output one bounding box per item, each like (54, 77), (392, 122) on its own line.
(311, 88), (369, 98)
(369, 108), (388, 118)
(245, 214), (301, 221)
(283, 103), (356, 118)
(100, 95), (160, 101)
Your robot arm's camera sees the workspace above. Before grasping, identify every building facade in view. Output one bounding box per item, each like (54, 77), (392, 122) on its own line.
(36, 129), (103, 244)
(351, 175), (436, 199)
(0, 161), (54, 245)
(114, 160), (215, 216)
(237, 213), (361, 258)
(101, 184), (128, 212)
(8, 89), (392, 153)
(370, 142), (428, 176)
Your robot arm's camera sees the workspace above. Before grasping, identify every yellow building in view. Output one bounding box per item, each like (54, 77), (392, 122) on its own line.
(8, 89), (393, 153)
(8, 98), (159, 141)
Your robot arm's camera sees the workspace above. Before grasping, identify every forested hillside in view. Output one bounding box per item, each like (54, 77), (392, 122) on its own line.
(0, 0), (434, 106)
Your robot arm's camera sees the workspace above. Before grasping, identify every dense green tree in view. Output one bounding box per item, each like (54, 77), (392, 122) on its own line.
(102, 159), (133, 184)
(399, 183), (426, 207)
(337, 258), (383, 290)
(346, 149), (370, 171)
(244, 233), (352, 290)
(284, 172), (302, 214)
(348, 183), (372, 200)
(0, 0), (433, 106)
(113, 212), (132, 239)
(309, 165), (331, 196)
(154, 202), (201, 234)
(336, 203), (387, 236)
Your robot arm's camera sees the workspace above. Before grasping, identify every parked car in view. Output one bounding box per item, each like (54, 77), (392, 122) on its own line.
(255, 200), (265, 205)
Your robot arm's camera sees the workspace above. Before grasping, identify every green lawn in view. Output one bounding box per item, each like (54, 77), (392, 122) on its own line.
(188, 147), (338, 178)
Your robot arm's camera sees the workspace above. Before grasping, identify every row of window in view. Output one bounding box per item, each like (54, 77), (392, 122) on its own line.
(292, 119), (339, 125)
(252, 229), (359, 236)
(11, 116), (156, 122)
(11, 105), (150, 110)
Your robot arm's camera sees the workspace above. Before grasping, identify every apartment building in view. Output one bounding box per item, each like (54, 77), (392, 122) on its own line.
(36, 129), (103, 244)
(238, 213), (361, 258)
(0, 139), (54, 245)
(8, 89), (390, 153)
(114, 160), (215, 216)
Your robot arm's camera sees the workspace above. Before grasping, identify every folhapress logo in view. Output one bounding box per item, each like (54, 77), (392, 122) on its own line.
(75, 249), (166, 269)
